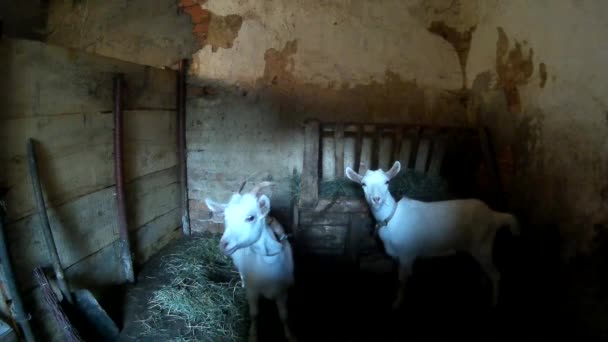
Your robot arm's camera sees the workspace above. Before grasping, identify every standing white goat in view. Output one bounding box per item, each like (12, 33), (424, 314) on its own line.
(205, 182), (296, 342)
(345, 161), (519, 308)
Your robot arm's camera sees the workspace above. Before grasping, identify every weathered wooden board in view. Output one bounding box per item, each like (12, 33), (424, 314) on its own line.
(6, 187), (119, 290)
(124, 110), (178, 182)
(1, 110), (177, 221)
(0, 38), (182, 299)
(127, 168), (179, 230)
(296, 225), (348, 255)
(1, 112), (113, 161)
(312, 198), (369, 213)
(3, 143), (115, 221)
(133, 208), (182, 264)
(64, 240), (123, 291)
(299, 212), (350, 225)
(0, 39), (177, 119)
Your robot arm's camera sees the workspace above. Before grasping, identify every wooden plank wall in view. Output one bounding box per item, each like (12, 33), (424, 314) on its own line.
(0, 38), (181, 296)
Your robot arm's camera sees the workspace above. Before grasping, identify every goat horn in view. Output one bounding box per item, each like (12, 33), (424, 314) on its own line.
(237, 179), (247, 194)
(236, 171), (264, 194)
(249, 181), (275, 197)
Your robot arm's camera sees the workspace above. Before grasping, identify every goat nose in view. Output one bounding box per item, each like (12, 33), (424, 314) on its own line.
(372, 196), (381, 203)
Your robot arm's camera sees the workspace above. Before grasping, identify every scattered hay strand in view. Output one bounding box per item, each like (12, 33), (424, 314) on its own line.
(137, 235), (248, 342)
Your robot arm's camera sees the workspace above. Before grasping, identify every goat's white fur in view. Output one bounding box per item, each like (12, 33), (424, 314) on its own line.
(205, 182), (296, 342)
(345, 161), (519, 308)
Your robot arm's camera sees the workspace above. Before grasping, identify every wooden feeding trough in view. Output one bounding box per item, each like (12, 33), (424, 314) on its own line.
(292, 119), (504, 270)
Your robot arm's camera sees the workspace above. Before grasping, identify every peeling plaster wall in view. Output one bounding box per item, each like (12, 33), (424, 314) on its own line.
(186, 0), (477, 232)
(185, 0), (608, 264)
(38, 0), (608, 264)
(14, 0), (608, 335)
(44, 0), (199, 68)
(467, 1), (608, 259)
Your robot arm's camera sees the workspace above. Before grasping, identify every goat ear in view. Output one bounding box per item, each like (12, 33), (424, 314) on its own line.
(385, 161), (401, 179)
(345, 167), (363, 184)
(258, 195), (271, 216)
(205, 198), (227, 214)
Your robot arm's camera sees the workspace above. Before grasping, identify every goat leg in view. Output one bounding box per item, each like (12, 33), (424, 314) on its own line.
(392, 260), (413, 310)
(247, 291), (259, 342)
(276, 293), (297, 342)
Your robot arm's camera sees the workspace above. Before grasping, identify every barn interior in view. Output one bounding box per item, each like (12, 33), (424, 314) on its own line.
(1, 0), (608, 341)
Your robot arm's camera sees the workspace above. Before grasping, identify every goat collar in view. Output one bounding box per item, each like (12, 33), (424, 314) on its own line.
(252, 217), (291, 257)
(374, 201), (398, 233)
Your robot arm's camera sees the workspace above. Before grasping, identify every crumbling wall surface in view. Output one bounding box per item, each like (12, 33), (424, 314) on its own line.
(43, 0), (199, 68)
(185, 2), (608, 333)
(185, 0), (472, 232)
(466, 1), (608, 257)
(186, 0), (608, 260)
(0, 38), (181, 340)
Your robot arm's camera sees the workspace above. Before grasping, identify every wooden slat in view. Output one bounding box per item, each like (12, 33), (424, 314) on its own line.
(408, 127), (422, 169)
(392, 128), (403, 164)
(0, 39), (176, 119)
(414, 139), (431, 173)
(133, 208), (182, 264)
(2, 110), (178, 222)
(6, 187), (119, 290)
(127, 167), (179, 230)
(65, 240), (123, 290)
(295, 225), (347, 255)
(334, 123), (345, 178)
(300, 120), (320, 208)
(354, 125), (364, 173)
(428, 135), (447, 176)
(370, 126), (381, 170)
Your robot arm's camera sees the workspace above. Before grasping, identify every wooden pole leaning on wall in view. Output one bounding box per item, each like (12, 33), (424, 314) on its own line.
(113, 74), (135, 283)
(177, 59), (191, 236)
(0, 204), (36, 342)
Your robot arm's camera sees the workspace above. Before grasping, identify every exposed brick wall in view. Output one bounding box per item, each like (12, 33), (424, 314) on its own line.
(178, 0), (211, 46)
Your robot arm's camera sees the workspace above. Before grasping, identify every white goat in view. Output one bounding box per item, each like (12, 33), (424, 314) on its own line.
(345, 161), (519, 308)
(205, 182), (296, 342)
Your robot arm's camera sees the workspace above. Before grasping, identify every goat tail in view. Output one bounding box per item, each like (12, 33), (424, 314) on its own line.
(495, 212), (520, 236)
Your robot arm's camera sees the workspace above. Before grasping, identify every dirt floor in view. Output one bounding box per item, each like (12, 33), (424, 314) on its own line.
(117, 227), (572, 341)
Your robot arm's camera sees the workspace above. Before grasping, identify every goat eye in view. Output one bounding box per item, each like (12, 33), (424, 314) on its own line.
(385, 181), (389, 185)
(362, 183), (367, 187)
(245, 215), (255, 222)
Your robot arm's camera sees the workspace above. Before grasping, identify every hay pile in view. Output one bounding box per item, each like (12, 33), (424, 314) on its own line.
(137, 235), (248, 342)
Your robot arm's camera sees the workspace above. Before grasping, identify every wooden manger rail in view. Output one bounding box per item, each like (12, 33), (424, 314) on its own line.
(294, 119), (504, 264)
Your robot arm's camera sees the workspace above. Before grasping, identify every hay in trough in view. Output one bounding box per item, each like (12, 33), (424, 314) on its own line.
(318, 169), (452, 202)
(137, 234), (248, 342)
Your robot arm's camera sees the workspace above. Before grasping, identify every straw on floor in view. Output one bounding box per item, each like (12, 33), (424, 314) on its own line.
(137, 234), (248, 342)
